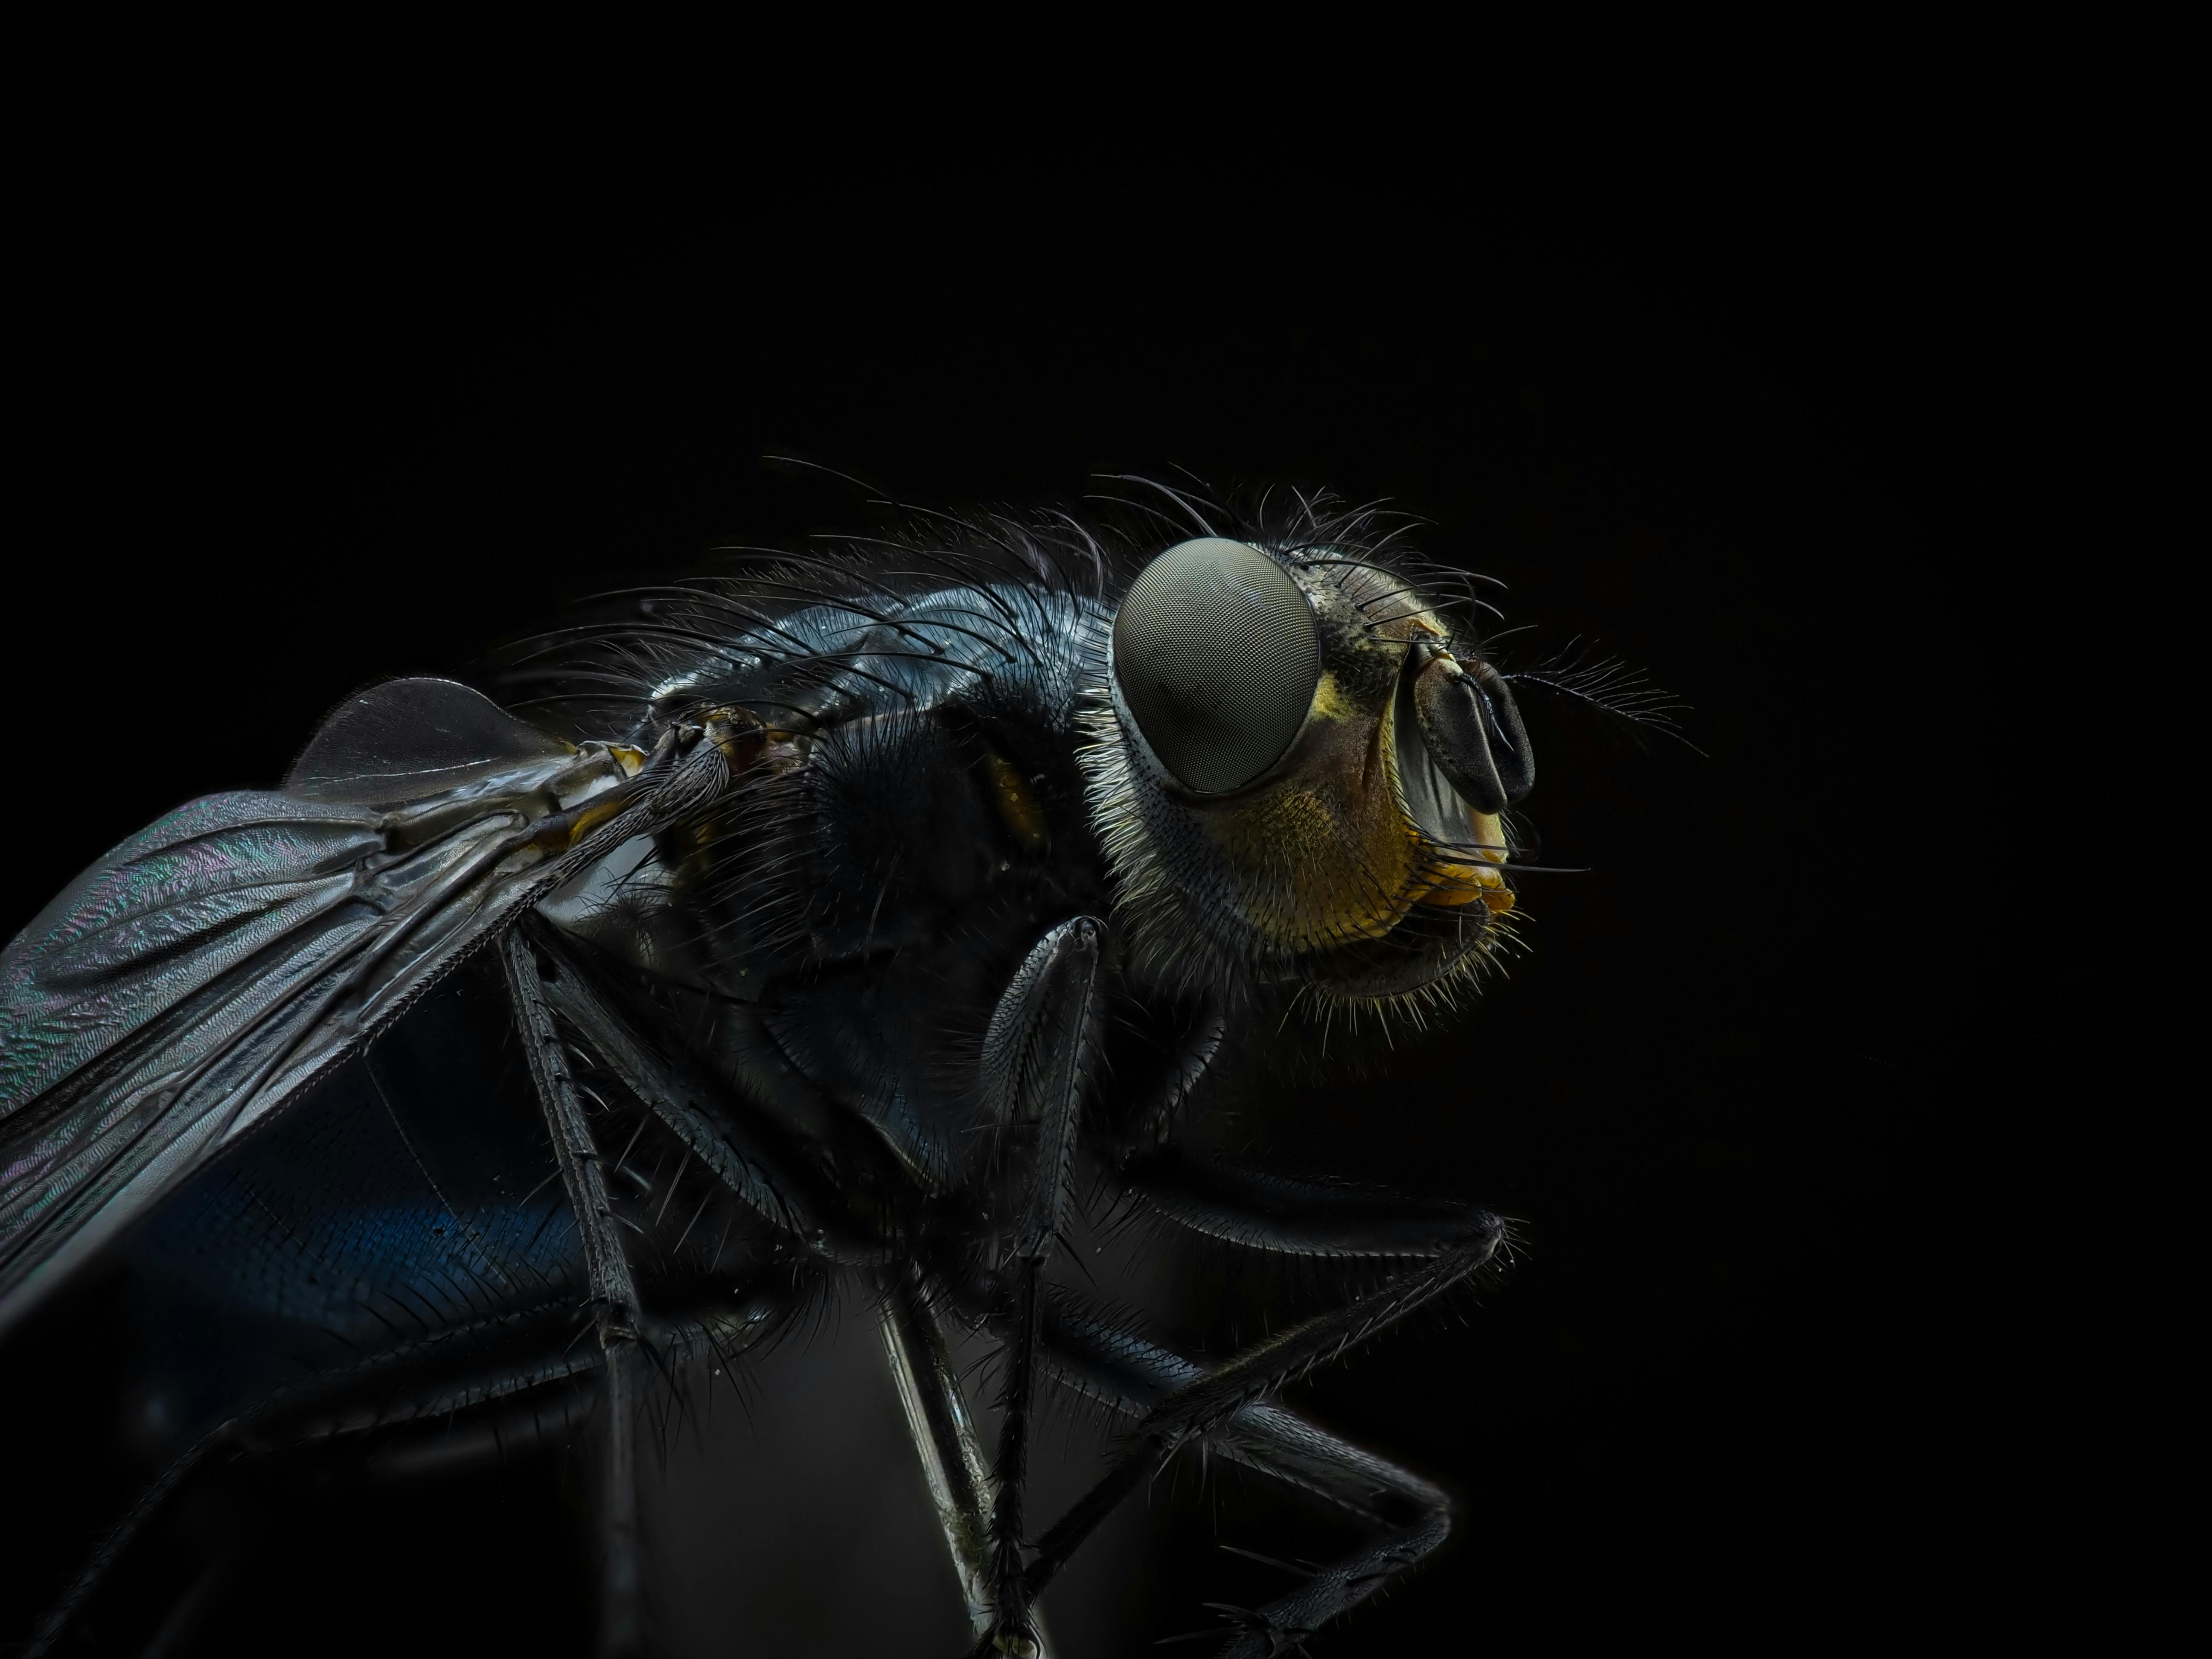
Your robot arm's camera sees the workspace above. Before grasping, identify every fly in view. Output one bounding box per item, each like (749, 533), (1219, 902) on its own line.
(0, 486), (1657, 1657)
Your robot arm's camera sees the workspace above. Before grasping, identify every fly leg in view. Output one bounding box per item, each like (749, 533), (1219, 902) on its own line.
(971, 917), (1103, 1658)
(1032, 1292), (1457, 1659)
(24, 1292), (805, 1657)
(1023, 1162), (1506, 1653)
(501, 931), (650, 1659)
(1112, 1144), (1500, 1261)
(521, 919), (880, 1266)
(879, 1269), (1007, 1646)
(539, 914), (1025, 1645)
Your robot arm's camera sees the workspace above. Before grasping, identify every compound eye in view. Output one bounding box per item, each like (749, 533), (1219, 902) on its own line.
(1111, 538), (1321, 794)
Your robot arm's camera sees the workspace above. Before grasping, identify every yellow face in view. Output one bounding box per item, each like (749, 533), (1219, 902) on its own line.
(1086, 541), (1529, 1008)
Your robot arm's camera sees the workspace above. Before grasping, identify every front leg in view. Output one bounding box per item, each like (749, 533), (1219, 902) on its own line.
(973, 917), (1103, 1656)
(1033, 1290), (1458, 1659)
(1025, 1158), (1505, 1648)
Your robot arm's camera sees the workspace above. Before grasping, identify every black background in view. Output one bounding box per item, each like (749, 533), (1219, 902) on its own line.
(5, 31), (2173, 1655)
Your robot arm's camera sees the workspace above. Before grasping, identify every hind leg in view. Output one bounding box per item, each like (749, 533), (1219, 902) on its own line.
(502, 931), (650, 1659)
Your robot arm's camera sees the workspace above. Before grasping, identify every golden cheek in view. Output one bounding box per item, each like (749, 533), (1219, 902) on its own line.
(1200, 726), (1431, 950)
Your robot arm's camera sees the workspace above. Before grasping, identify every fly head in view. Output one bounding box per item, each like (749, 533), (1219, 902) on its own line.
(1085, 533), (1532, 1010)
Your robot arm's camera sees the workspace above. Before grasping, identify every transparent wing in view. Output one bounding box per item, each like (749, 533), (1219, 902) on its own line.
(0, 678), (733, 1336)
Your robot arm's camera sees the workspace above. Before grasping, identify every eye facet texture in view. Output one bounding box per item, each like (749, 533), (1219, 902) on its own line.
(1112, 538), (1321, 794)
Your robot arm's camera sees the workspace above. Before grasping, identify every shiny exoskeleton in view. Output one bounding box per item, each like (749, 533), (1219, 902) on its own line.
(1, 495), (1542, 1656)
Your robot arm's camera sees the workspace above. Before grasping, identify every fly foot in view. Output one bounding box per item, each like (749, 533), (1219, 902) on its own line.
(1170, 1600), (1319, 1659)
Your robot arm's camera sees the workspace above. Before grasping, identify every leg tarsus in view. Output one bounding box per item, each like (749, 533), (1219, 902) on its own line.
(1208, 1506), (1449, 1659)
(1012, 1288), (1464, 1656)
(1026, 1226), (1495, 1595)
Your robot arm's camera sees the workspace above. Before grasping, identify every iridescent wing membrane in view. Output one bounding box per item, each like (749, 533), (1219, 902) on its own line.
(0, 678), (732, 1338)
